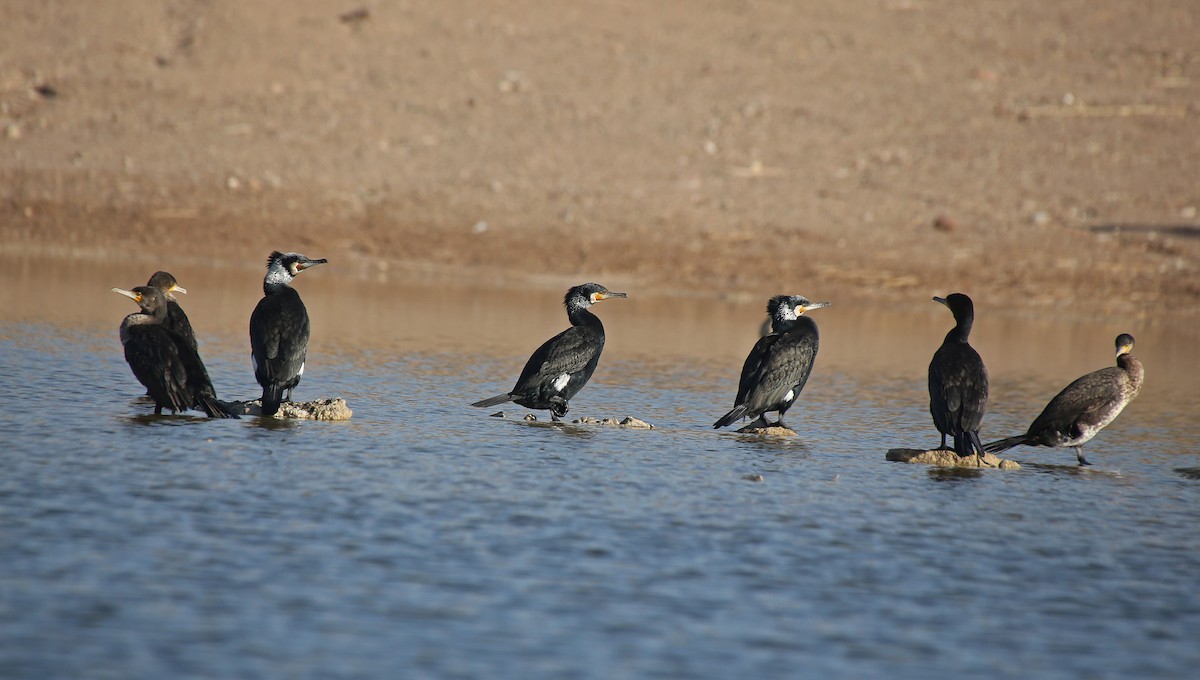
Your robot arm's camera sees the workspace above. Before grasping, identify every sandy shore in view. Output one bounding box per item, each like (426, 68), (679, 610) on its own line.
(2, 1), (1198, 319)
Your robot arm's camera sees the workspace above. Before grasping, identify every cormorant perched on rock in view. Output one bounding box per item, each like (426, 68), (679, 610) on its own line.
(250, 251), (327, 416)
(472, 283), (627, 421)
(714, 295), (830, 430)
(112, 286), (238, 418)
(928, 293), (988, 457)
(146, 271), (197, 353)
(984, 334), (1143, 466)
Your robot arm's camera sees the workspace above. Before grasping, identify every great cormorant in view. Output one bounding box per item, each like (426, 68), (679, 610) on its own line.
(112, 286), (238, 418)
(984, 334), (1143, 466)
(472, 283), (627, 421)
(714, 295), (830, 430)
(928, 293), (989, 457)
(250, 251), (327, 416)
(145, 271), (197, 353)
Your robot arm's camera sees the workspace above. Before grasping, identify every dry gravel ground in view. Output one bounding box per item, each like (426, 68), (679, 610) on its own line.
(2, 1), (1198, 320)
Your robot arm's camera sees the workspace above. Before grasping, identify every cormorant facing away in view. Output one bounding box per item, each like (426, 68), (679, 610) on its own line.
(928, 293), (989, 457)
(112, 286), (238, 418)
(714, 295), (830, 430)
(145, 271), (197, 353)
(472, 283), (627, 421)
(250, 251), (328, 416)
(984, 334), (1143, 466)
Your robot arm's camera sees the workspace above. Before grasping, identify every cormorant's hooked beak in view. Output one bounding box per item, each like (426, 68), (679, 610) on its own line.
(932, 296), (948, 307)
(171, 284), (187, 295)
(297, 257), (328, 271)
(111, 287), (143, 303)
(799, 301), (831, 313)
(596, 291), (628, 301)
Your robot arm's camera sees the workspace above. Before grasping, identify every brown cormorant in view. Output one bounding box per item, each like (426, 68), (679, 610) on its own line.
(714, 295), (830, 430)
(250, 251), (327, 416)
(928, 293), (988, 457)
(472, 283), (627, 421)
(984, 334), (1143, 466)
(112, 286), (238, 418)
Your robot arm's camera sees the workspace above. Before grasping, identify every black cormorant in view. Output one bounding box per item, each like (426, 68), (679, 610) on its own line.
(472, 283), (627, 421)
(145, 271), (197, 353)
(928, 293), (989, 457)
(984, 334), (1143, 466)
(250, 251), (327, 416)
(112, 286), (238, 418)
(714, 295), (830, 430)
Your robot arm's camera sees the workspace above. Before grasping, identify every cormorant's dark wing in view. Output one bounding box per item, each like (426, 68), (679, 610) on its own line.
(1029, 367), (1125, 439)
(125, 327), (191, 413)
(734, 334), (782, 406)
(513, 325), (601, 390)
(928, 343), (989, 434)
(250, 290), (310, 388)
(745, 327), (818, 414)
(165, 301), (199, 353)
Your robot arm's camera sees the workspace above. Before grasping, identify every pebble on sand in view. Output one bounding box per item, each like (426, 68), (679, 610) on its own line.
(886, 448), (1020, 469)
(233, 398), (353, 421)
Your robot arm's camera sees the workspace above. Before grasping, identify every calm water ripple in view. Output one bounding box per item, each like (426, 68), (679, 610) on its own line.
(1, 323), (1199, 679)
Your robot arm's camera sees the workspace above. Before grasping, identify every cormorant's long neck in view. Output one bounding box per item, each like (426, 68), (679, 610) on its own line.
(567, 305), (601, 328)
(263, 263), (295, 296)
(1118, 353), (1144, 393)
(944, 315), (973, 344)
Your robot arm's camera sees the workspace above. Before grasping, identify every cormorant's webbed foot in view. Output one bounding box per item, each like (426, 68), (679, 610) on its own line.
(1075, 448), (1093, 466)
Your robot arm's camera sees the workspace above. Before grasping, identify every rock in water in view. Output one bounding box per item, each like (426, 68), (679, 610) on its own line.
(886, 448), (1020, 469)
(735, 424), (797, 436)
(572, 416), (655, 429)
(234, 398), (353, 421)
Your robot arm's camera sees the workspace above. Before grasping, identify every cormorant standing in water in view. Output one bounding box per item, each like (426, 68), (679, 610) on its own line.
(984, 334), (1143, 466)
(112, 286), (238, 418)
(472, 283), (627, 421)
(714, 295), (830, 430)
(146, 271), (197, 353)
(250, 251), (328, 416)
(928, 293), (989, 457)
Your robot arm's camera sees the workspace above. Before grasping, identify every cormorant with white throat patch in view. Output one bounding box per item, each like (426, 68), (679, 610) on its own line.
(984, 334), (1143, 466)
(928, 293), (989, 457)
(714, 294), (830, 430)
(250, 251), (327, 416)
(472, 283), (627, 421)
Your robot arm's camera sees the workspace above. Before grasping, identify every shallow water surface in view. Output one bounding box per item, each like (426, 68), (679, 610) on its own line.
(1, 256), (1199, 678)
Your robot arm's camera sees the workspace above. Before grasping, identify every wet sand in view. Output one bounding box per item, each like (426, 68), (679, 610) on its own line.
(2, 1), (1199, 321)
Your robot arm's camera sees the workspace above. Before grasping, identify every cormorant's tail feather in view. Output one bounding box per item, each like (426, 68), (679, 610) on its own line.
(200, 396), (241, 419)
(472, 393), (514, 408)
(983, 435), (1026, 454)
(713, 405), (749, 429)
(261, 385), (284, 416)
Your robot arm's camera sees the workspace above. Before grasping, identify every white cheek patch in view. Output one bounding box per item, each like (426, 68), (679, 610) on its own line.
(552, 373), (570, 392)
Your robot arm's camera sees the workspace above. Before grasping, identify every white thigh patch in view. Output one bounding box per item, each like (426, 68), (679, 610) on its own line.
(552, 373), (570, 392)
(784, 389), (795, 403)
(299, 362), (305, 376)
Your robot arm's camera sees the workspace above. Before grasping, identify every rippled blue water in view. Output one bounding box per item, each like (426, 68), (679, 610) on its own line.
(2, 322), (1199, 679)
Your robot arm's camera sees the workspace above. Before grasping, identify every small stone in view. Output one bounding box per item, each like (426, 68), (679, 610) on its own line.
(1031, 211), (1051, 226)
(5, 123), (21, 139)
(742, 474), (764, 482)
(933, 214), (958, 232)
(619, 416), (654, 429)
(226, 176), (242, 191)
(523, 413), (538, 421)
(489, 411), (506, 418)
